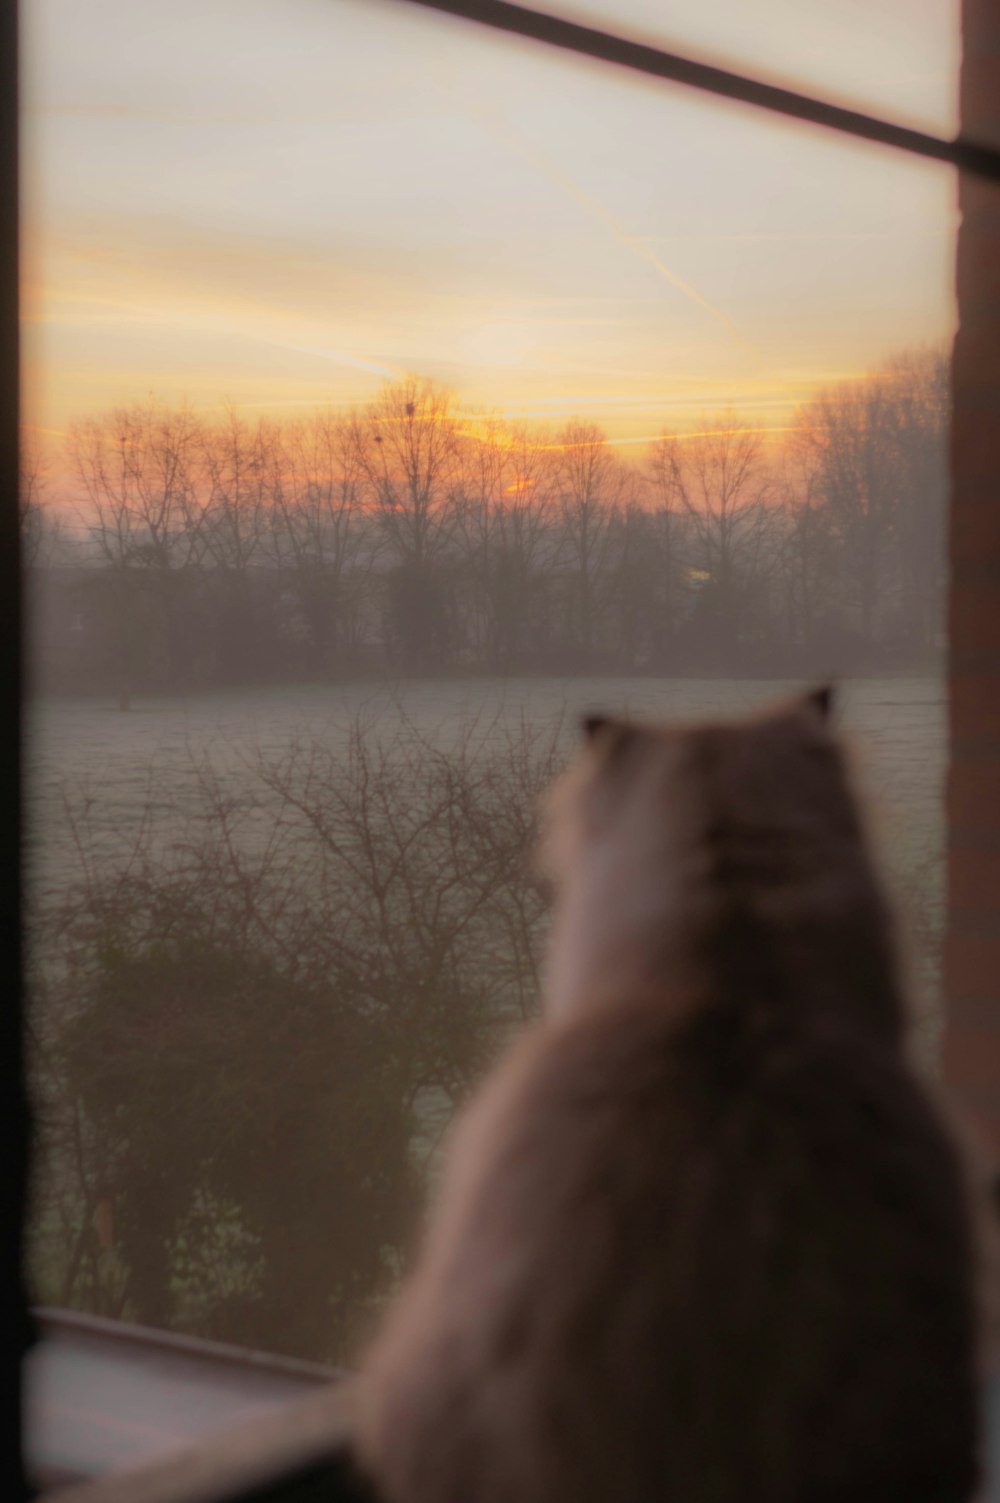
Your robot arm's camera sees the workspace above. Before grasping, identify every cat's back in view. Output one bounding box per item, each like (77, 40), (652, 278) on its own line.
(359, 995), (978, 1503)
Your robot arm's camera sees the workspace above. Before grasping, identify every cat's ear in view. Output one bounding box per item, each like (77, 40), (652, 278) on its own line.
(581, 714), (634, 750)
(582, 714), (612, 740)
(803, 684), (833, 720)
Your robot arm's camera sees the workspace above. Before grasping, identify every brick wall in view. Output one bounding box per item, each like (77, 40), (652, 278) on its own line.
(942, 0), (1000, 1157)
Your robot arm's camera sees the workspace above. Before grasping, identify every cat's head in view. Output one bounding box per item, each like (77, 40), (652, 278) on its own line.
(581, 685), (832, 752)
(543, 686), (844, 881)
(540, 687), (901, 1033)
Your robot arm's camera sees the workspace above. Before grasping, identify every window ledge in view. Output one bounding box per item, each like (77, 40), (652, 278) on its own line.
(26, 1309), (368, 1503)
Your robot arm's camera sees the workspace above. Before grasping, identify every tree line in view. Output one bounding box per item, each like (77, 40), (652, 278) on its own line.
(25, 346), (947, 697)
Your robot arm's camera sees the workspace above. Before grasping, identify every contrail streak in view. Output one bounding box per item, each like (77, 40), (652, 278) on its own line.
(460, 90), (758, 360)
(539, 425), (801, 449)
(267, 339), (404, 380)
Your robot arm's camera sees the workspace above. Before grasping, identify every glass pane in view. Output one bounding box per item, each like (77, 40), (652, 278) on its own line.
(23, 0), (954, 1370)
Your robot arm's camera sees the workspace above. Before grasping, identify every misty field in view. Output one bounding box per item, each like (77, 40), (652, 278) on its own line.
(24, 673), (946, 1359)
(26, 672), (944, 917)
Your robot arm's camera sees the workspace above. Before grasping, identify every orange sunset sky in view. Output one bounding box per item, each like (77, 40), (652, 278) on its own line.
(22, 0), (960, 464)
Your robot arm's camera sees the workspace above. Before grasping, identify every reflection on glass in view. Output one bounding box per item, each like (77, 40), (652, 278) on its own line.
(22, 0), (954, 1363)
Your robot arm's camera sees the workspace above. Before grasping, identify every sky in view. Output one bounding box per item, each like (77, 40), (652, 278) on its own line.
(21, 0), (960, 461)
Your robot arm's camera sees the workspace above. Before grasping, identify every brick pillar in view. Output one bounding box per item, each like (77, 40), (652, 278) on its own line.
(942, 0), (1000, 1159)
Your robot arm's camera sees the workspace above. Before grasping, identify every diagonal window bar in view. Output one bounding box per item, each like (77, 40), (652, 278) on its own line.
(388, 0), (1000, 183)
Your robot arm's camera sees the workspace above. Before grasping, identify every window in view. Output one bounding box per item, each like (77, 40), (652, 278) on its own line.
(20, 0), (980, 1485)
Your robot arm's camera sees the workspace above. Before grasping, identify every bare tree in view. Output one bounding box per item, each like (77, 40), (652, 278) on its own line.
(195, 409), (278, 680)
(358, 378), (462, 568)
(198, 408), (272, 573)
(639, 439), (693, 664)
(20, 437), (59, 570)
(767, 436), (840, 661)
(266, 410), (376, 669)
(602, 497), (675, 670)
(353, 378), (464, 667)
(554, 421), (628, 661)
(68, 403), (203, 704)
(884, 348), (948, 654)
(651, 416), (776, 660)
(455, 419), (556, 668)
(71, 402), (203, 574)
(797, 379), (900, 644)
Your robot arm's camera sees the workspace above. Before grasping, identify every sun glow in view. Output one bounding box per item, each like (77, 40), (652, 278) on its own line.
(22, 0), (957, 460)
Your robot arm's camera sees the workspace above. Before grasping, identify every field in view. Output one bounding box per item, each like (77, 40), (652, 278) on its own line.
(25, 672), (945, 935)
(23, 676), (938, 877)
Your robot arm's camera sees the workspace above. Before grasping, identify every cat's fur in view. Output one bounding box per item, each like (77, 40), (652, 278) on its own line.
(356, 691), (981, 1503)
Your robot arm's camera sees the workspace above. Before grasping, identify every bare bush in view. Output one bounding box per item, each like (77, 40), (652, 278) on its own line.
(28, 711), (563, 1360)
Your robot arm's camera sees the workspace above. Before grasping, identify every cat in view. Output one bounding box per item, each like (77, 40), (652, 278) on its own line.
(355, 688), (983, 1503)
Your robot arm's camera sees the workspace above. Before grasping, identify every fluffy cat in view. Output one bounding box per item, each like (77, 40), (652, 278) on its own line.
(356, 689), (981, 1503)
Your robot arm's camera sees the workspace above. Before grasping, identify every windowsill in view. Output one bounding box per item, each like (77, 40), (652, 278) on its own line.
(25, 1310), (365, 1502)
